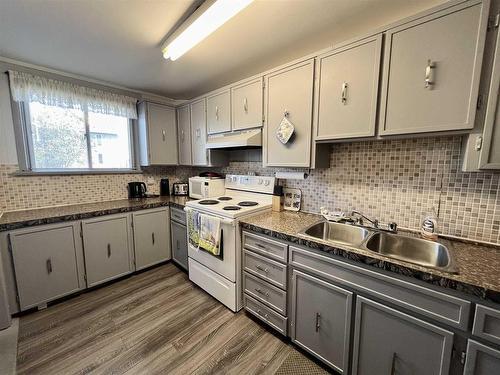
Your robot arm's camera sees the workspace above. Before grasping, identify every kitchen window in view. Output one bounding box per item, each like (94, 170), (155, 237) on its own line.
(9, 70), (139, 173)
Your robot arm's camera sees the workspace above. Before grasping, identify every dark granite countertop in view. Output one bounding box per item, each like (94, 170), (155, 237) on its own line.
(240, 210), (500, 301)
(0, 196), (192, 232)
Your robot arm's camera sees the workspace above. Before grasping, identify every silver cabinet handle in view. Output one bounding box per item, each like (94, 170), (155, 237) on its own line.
(46, 258), (53, 274)
(243, 97), (248, 113)
(152, 232), (155, 245)
(176, 240), (180, 250)
(256, 309), (269, 319)
(425, 60), (435, 88)
(181, 129), (185, 142)
(390, 352), (397, 375)
(341, 82), (348, 104)
(255, 264), (269, 273)
(315, 312), (321, 332)
(255, 243), (267, 250)
(255, 288), (270, 297)
(215, 106), (219, 120)
(196, 128), (201, 138)
(107, 243), (111, 258)
(162, 129), (166, 141)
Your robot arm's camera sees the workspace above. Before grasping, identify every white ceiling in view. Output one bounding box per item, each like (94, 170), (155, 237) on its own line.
(0, 0), (445, 99)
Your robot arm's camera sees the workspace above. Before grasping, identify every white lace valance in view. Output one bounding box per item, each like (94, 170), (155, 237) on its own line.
(8, 70), (138, 119)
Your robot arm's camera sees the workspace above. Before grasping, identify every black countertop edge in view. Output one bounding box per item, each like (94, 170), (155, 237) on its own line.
(240, 222), (500, 303)
(0, 200), (184, 232)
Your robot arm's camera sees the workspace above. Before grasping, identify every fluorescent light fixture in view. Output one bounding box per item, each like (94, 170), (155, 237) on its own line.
(162, 0), (253, 61)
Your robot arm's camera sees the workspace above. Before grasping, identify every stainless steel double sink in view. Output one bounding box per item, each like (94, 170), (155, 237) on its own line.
(299, 221), (457, 273)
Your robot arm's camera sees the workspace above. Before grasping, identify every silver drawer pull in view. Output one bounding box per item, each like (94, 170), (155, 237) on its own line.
(152, 232), (155, 245)
(255, 288), (270, 297)
(46, 258), (53, 274)
(425, 60), (435, 89)
(107, 243), (111, 258)
(215, 106), (219, 120)
(256, 309), (269, 319)
(243, 97), (248, 113)
(315, 312), (321, 332)
(255, 264), (269, 273)
(162, 129), (166, 141)
(390, 352), (397, 375)
(255, 243), (267, 250)
(341, 82), (348, 104)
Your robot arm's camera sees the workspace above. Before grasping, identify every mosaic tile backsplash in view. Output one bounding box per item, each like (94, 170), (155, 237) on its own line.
(0, 136), (499, 244)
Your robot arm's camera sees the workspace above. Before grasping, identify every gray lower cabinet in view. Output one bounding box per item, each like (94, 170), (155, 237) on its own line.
(132, 208), (171, 270)
(290, 269), (352, 373)
(171, 219), (188, 271)
(82, 214), (133, 287)
(352, 296), (454, 375)
(464, 339), (500, 375)
(9, 222), (85, 310)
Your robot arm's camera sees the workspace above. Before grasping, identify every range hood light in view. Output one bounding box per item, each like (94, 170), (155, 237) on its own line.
(163, 0), (253, 61)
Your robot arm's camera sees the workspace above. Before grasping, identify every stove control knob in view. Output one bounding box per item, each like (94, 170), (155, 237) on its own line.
(264, 180), (270, 186)
(258, 178), (263, 185)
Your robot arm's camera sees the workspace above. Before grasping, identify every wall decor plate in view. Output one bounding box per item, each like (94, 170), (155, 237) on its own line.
(276, 116), (295, 144)
(283, 188), (301, 211)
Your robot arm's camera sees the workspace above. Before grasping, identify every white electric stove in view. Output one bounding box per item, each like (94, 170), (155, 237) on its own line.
(185, 174), (275, 312)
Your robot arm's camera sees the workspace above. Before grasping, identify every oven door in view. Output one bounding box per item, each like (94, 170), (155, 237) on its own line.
(186, 211), (237, 282)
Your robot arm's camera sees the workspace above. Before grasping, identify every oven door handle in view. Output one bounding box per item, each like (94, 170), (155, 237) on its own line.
(183, 207), (237, 226)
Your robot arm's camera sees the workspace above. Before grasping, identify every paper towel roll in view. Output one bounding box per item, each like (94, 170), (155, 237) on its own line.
(275, 172), (308, 180)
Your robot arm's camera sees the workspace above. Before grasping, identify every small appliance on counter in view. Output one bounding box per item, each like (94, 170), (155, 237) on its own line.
(160, 178), (170, 196)
(128, 181), (147, 198)
(172, 182), (189, 196)
(188, 176), (225, 199)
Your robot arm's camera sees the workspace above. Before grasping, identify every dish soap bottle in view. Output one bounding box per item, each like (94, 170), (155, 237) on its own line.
(421, 209), (438, 241)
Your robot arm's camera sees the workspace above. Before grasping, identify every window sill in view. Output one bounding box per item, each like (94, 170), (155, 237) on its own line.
(13, 169), (143, 176)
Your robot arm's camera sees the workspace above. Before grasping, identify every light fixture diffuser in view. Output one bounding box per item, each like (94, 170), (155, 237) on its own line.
(162, 0), (253, 61)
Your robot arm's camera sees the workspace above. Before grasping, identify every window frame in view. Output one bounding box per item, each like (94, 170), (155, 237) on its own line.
(12, 100), (141, 174)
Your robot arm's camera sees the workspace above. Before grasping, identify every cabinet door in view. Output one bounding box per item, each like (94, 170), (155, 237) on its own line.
(190, 98), (208, 166)
(264, 60), (314, 167)
(10, 223), (82, 310)
(315, 35), (381, 140)
(232, 78), (263, 131)
(352, 296), (454, 375)
(291, 269), (352, 373)
(380, 2), (487, 135)
(171, 221), (188, 271)
(82, 214), (132, 287)
(478, 13), (500, 169)
(207, 90), (231, 134)
(177, 105), (192, 165)
(464, 340), (500, 375)
(148, 103), (178, 165)
(133, 209), (171, 270)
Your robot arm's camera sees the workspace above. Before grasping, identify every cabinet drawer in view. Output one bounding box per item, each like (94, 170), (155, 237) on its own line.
(473, 305), (500, 346)
(244, 271), (287, 315)
(170, 207), (186, 225)
(289, 245), (471, 329)
(244, 250), (287, 289)
(242, 231), (288, 263)
(244, 294), (287, 336)
(464, 339), (500, 375)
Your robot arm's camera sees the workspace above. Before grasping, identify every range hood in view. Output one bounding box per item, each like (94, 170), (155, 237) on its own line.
(206, 128), (262, 149)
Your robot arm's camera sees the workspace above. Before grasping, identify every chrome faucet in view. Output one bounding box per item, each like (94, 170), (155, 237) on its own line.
(351, 210), (379, 228)
(350, 210), (398, 233)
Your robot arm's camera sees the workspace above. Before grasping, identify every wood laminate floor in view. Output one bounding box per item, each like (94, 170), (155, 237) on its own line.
(16, 263), (332, 375)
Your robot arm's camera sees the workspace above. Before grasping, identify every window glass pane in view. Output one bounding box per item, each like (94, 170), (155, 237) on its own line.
(88, 112), (132, 169)
(28, 102), (88, 169)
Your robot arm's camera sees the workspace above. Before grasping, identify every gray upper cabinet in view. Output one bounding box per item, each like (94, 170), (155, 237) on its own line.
(379, 1), (488, 135)
(207, 90), (231, 134)
(231, 77), (263, 131)
(82, 214), (133, 287)
(132, 208), (171, 270)
(464, 339), (500, 375)
(138, 101), (178, 166)
(352, 296), (454, 375)
(190, 98), (209, 166)
(177, 104), (192, 166)
(315, 35), (382, 140)
(9, 222), (84, 310)
(291, 269), (352, 374)
(264, 59), (315, 167)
